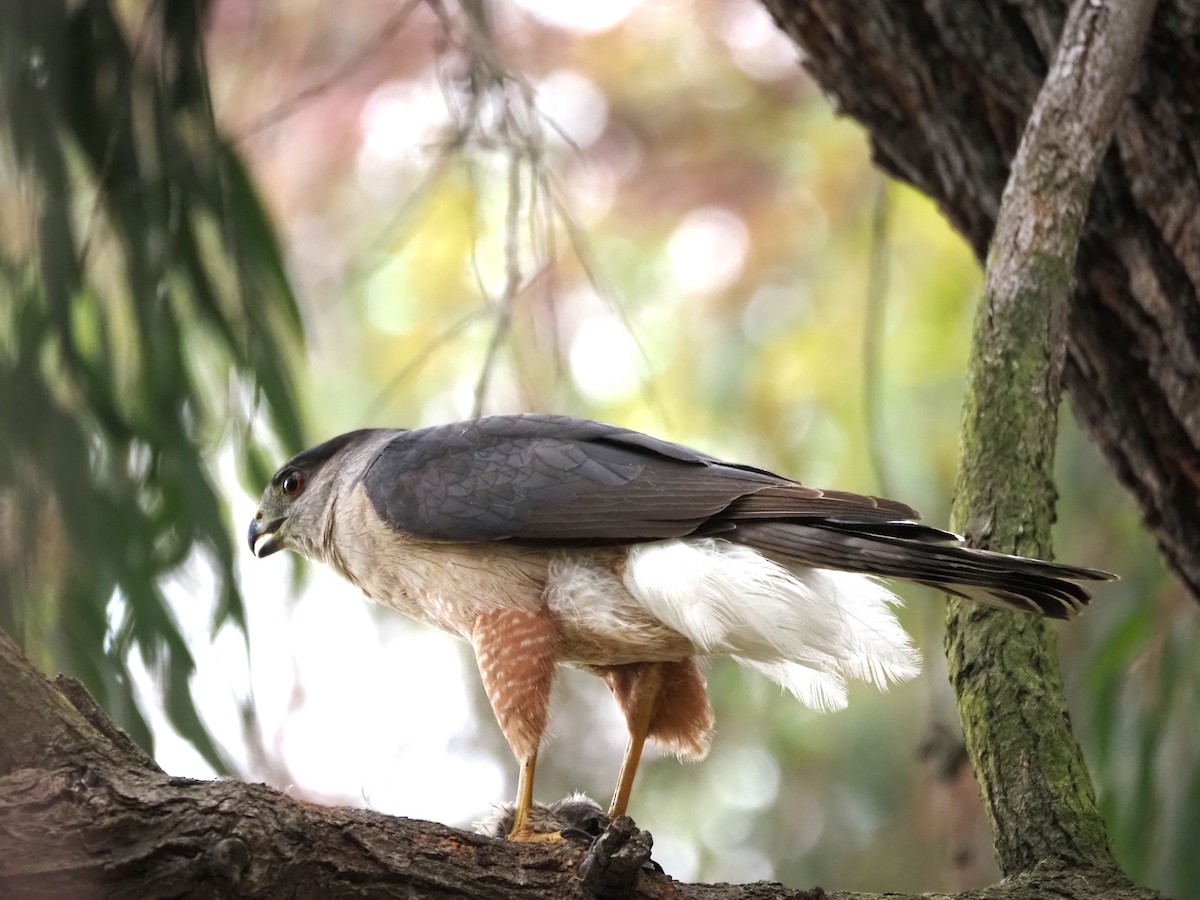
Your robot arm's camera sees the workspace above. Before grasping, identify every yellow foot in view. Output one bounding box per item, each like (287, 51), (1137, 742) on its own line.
(507, 827), (565, 843)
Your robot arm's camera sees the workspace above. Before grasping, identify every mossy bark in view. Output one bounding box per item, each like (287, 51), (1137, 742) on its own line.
(941, 0), (1157, 881)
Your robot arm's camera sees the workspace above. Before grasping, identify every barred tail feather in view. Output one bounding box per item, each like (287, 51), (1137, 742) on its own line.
(730, 523), (1114, 619)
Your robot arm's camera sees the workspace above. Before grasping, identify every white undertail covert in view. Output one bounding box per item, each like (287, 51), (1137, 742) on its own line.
(623, 539), (922, 711)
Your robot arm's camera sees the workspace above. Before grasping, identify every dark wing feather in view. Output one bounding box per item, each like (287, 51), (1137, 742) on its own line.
(360, 414), (914, 543)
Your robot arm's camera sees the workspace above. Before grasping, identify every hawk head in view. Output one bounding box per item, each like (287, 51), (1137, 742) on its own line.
(247, 429), (381, 560)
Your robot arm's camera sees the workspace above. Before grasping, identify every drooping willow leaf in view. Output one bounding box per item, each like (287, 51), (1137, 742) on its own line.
(0, 0), (304, 772)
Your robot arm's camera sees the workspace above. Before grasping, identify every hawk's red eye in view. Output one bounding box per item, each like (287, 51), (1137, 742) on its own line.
(281, 471), (304, 496)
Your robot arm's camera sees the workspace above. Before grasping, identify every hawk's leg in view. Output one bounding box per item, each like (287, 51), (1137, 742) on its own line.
(605, 662), (663, 818)
(603, 659), (714, 818)
(511, 752), (563, 842)
(472, 607), (562, 842)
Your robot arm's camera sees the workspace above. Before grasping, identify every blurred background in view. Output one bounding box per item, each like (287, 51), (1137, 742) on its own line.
(1, 0), (1196, 895)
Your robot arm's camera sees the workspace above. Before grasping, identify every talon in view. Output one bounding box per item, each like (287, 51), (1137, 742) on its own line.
(579, 815), (656, 894)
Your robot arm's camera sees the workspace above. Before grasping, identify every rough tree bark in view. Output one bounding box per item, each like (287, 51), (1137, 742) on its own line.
(762, 0), (1200, 607)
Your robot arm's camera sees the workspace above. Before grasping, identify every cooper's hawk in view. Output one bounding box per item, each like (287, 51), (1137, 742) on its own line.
(247, 414), (1110, 841)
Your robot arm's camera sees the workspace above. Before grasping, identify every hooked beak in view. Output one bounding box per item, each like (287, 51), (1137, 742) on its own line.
(247, 515), (286, 559)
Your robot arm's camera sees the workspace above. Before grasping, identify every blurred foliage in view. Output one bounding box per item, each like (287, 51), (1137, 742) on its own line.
(2, 0), (1194, 897)
(1056, 419), (1200, 894)
(0, 0), (303, 771)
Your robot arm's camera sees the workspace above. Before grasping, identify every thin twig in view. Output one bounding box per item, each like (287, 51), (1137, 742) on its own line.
(331, 0), (663, 421)
(339, 137), (465, 296)
(533, 165), (566, 386)
(542, 178), (673, 430)
(363, 306), (490, 421)
(472, 140), (524, 417)
(237, 0), (426, 140)
(861, 178), (893, 498)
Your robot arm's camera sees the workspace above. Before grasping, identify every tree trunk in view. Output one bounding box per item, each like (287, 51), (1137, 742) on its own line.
(761, 0), (1200, 606)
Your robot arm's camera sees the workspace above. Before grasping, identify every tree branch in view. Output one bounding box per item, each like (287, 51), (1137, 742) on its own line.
(0, 629), (1160, 898)
(943, 0), (1157, 878)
